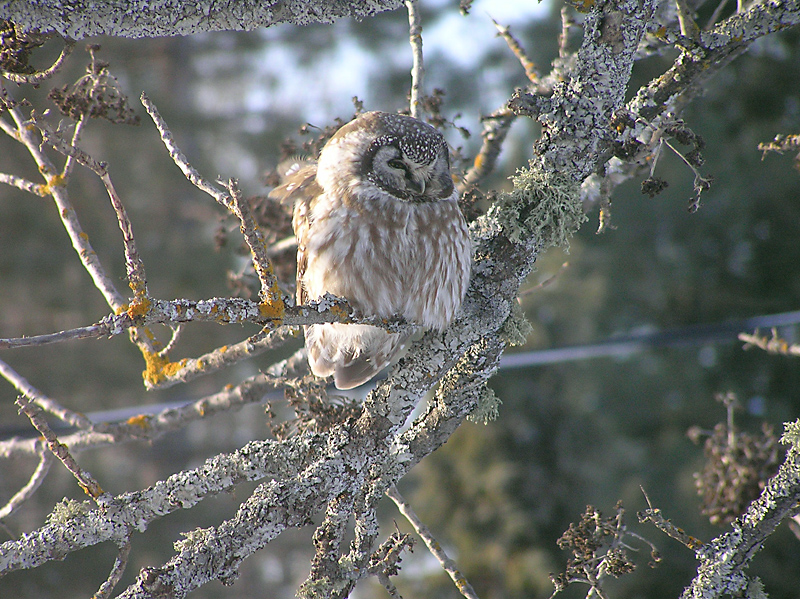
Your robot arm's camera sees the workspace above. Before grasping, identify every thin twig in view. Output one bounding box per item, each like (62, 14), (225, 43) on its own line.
(140, 92), (232, 208)
(405, 0), (424, 119)
(0, 172), (49, 196)
(0, 323), (111, 349)
(94, 536), (133, 599)
(705, 0), (732, 29)
(638, 487), (704, 551)
(1, 38), (76, 85)
(460, 108), (516, 189)
(1, 371), (290, 460)
(5, 98), (128, 311)
(0, 358), (94, 428)
(62, 116), (89, 179)
(146, 326), (298, 390)
(387, 485), (481, 599)
(15, 395), (108, 502)
(31, 112), (156, 349)
(33, 113), (109, 175)
(224, 178), (284, 308)
(493, 19), (538, 83)
(518, 262), (569, 299)
(99, 169), (149, 298)
(0, 447), (53, 519)
(675, 0), (701, 40)
(739, 328), (800, 357)
(559, 7), (574, 59)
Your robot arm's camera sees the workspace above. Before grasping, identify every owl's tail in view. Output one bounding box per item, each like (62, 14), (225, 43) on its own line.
(304, 323), (412, 390)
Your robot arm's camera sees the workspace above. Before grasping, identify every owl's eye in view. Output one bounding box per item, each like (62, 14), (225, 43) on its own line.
(387, 158), (406, 171)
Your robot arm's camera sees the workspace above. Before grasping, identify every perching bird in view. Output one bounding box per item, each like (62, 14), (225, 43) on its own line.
(270, 111), (471, 389)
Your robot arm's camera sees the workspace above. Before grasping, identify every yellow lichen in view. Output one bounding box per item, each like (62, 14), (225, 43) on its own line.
(126, 296), (151, 320)
(126, 414), (151, 429)
(43, 173), (66, 193)
(328, 302), (350, 322)
(258, 298), (286, 321)
(141, 351), (186, 386)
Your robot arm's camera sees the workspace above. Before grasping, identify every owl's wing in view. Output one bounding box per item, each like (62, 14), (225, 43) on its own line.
(268, 158), (319, 209)
(268, 160), (320, 306)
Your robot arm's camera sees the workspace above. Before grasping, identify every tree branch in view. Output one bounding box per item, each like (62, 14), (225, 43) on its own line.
(681, 420), (800, 598)
(1, 1), (405, 39)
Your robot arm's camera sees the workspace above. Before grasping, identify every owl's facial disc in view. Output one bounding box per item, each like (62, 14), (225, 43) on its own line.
(372, 145), (443, 202)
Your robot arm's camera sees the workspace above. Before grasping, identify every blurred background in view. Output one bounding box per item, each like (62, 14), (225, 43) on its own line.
(1, 0), (799, 597)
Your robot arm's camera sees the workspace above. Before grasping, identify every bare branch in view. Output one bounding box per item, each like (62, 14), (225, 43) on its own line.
(0, 358), (94, 428)
(0, 37), (75, 84)
(460, 107), (516, 189)
(1, 1), (406, 39)
(143, 326), (299, 390)
(739, 328), (800, 357)
(15, 395), (107, 502)
(0, 371), (286, 459)
(0, 448), (53, 520)
(0, 323), (118, 349)
(0, 435), (319, 575)
(405, 0), (424, 119)
(387, 485), (481, 599)
(94, 537), (132, 599)
(0, 172), (48, 196)
(638, 487), (705, 551)
(680, 422), (800, 598)
(493, 18), (538, 83)
(140, 92), (232, 208)
(223, 178), (284, 309)
(3, 95), (128, 310)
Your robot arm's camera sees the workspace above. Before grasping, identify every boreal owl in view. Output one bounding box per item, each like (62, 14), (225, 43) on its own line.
(270, 111), (471, 389)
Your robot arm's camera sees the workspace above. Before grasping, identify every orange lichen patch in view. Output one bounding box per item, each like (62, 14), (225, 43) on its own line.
(574, 0), (594, 12)
(80, 482), (104, 498)
(126, 296), (151, 320)
(128, 276), (148, 298)
(258, 297), (286, 321)
(654, 26), (668, 39)
(126, 414), (151, 429)
(78, 231), (89, 241)
(141, 350), (188, 386)
(329, 302), (351, 322)
(44, 173), (66, 192)
(219, 345), (228, 353)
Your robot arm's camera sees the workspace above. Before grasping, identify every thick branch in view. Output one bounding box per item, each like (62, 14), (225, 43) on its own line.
(1, 1), (405, 39)
(0, 436), (324, 575)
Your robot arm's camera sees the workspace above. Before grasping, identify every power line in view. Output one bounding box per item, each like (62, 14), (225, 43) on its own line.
(499, 309), (800, 369)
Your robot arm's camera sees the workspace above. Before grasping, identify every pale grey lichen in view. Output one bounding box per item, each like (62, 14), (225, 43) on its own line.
(779, 419), (800, 457)
(499, 301), (533, 348)
(467, 386), (502, 425)
(489, 167), (586, 251)
(46, 498), (92, 525)
(174, 527), (215, 552)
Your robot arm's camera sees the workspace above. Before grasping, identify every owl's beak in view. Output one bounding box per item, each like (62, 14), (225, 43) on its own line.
(406, 169), (426, 196)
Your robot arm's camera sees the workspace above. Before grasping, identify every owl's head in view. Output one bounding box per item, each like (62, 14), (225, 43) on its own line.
(316, 111), (455, 204)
